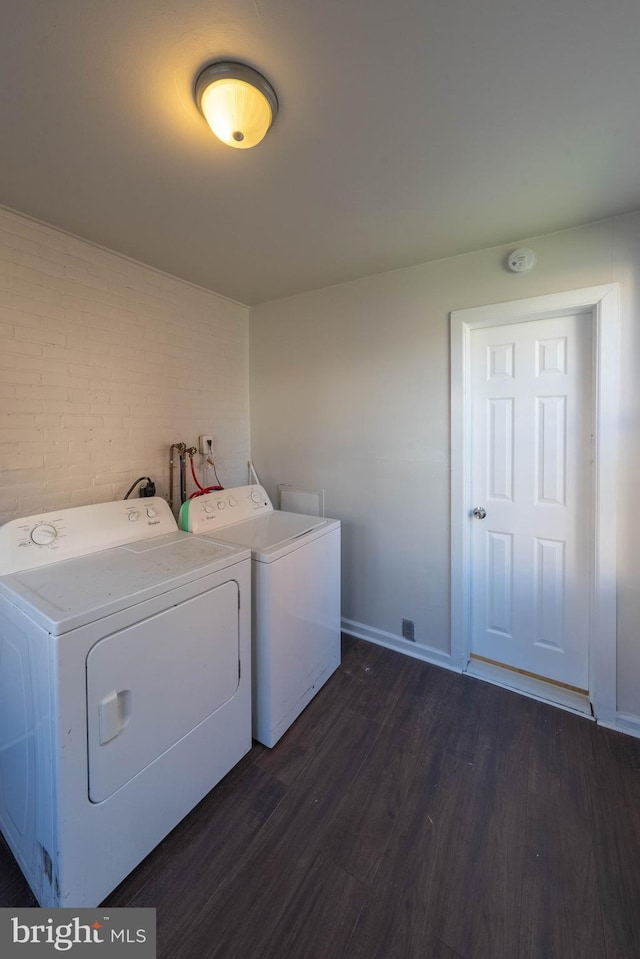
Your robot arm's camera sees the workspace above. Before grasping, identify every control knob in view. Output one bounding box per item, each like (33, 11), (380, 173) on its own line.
(30, 524), (57, 546)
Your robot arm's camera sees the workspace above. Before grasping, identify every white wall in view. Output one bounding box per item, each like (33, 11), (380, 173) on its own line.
(2, 203), (638, 726)
(250, 213), (640, 723)
(0, 208), (250, 523)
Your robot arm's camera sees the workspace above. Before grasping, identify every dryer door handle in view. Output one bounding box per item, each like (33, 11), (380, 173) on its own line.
(99, 689), (130, 745)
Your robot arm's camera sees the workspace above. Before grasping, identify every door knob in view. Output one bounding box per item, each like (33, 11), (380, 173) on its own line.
(472, 507), (487, 519)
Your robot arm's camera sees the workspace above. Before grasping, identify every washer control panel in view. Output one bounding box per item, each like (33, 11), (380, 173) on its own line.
(180, 485), (272, 534)
(0, 497), (177, 575)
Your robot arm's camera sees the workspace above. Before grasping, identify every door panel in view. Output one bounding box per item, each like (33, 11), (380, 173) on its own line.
(86, 581), (239, 802)
(470, 314), (592, 688)
(486, 531), (513, 637)
(488, 398), (514, 500)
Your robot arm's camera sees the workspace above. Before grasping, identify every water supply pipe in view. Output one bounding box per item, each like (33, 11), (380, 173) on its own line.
(168, 442), (186, 512)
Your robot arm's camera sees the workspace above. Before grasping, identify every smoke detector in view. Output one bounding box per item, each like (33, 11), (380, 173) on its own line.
(507, 248), (536, 273)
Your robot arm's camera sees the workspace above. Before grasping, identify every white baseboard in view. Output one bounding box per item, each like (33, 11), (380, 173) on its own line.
(341, 618), (460, 673)
(598, 711), (640, 740)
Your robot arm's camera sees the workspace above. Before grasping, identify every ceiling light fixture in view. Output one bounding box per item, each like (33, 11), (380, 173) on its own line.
(194, 61), (278, 149)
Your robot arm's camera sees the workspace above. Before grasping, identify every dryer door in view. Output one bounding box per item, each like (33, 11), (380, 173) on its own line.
(86, 581), (239, 802)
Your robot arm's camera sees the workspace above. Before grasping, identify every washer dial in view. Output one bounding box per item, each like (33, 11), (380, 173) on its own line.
(30, 524), (57, 546)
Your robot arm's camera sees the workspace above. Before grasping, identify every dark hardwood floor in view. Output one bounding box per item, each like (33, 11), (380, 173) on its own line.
(2, 635), (640, 958)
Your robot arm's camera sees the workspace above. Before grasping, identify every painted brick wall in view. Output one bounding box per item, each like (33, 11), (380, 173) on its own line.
(0, 208), (250, 524)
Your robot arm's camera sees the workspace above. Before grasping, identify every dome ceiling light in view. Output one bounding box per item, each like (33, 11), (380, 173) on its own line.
(194, 61), (278, 149)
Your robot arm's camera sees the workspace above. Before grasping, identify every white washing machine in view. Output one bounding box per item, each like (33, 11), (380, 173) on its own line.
(180, 485), (340, 748)
(0, 497), (251, 907)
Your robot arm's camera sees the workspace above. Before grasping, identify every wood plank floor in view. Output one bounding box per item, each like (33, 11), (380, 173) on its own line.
(2, 635), (640, 958)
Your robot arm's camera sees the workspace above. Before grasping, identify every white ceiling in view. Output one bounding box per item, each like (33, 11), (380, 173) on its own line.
(2, 0), (640, 305)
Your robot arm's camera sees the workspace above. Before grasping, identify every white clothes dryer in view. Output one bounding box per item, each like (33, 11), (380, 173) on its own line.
(0, 497), (251, 907)
(180, 485), (340, 748)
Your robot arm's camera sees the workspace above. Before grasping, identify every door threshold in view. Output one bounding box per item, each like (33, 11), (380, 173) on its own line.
(465, 658), (594, 720)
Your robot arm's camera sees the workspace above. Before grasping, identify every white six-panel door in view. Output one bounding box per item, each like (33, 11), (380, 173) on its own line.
(470, 313), (593, 689)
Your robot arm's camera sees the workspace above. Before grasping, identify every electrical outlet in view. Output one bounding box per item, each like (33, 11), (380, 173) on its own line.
(402, 619), (416, 642)
(199, 435), (213, 455)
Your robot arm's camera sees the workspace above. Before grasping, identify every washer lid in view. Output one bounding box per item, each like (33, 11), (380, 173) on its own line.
(0, 532), (249, 634)
(203, 510), (340, 561)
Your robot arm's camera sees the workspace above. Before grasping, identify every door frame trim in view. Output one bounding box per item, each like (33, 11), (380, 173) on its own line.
(450, 284), (619, 724)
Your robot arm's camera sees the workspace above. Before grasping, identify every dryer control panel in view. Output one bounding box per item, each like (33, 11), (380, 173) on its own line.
(0, 497), (178, 575)
(180, 485), (272, 534)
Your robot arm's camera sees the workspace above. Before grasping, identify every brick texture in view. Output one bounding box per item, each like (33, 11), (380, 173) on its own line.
(0, 208), (250, 523)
